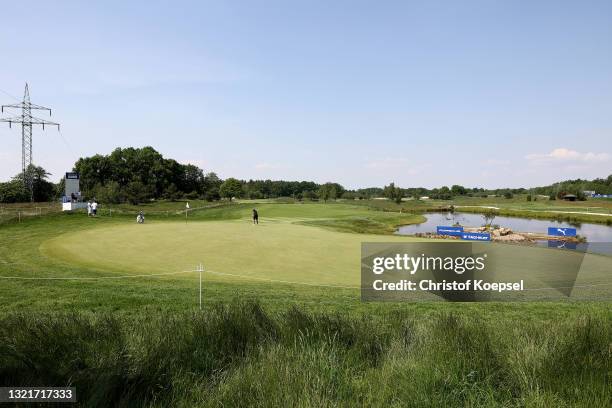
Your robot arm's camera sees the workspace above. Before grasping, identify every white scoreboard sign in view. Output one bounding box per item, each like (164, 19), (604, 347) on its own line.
(65, 172), (80, 198)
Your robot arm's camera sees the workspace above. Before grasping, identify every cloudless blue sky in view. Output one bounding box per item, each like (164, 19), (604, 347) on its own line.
(1, 0), (610, 188)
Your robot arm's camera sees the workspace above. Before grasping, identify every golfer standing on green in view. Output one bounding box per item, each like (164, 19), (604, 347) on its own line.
(252, 209), (259, 225)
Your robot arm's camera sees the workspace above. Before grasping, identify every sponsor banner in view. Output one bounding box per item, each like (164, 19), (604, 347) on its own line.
(548, 227), (577, 237)
(461, 232), (491, 241)
(548, 240), (578, 250)
(436, 226), (463, 236)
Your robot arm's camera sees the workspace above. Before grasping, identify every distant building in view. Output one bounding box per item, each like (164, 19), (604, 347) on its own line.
(583, 190), (596, 197)
(420, 196), (430, 200)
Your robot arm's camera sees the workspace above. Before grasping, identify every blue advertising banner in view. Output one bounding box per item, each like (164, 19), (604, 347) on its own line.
(461, 232), (491, 241)
(547, 227), (577, 237)
(548, 240), (578, 250)
(436, 226), (464, 236)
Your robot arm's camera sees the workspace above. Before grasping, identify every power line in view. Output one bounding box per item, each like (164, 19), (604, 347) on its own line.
(0, 87), (20, 102)
(1, 83), (60, 201)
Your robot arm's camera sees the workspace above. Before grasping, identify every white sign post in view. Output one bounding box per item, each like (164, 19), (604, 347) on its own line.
(185, 202), (190, 224)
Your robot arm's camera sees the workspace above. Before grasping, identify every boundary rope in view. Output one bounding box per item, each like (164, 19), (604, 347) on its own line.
(0, 269), (196, 280)
(0, 266), (609, 292)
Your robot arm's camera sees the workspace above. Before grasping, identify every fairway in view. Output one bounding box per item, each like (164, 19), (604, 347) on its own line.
(41, 220), (418, 287)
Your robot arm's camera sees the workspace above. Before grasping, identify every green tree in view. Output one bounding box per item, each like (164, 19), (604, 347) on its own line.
(383, 182), (403, 203)
(318, 182), (345, 202)
(30, 166), (55, 202)
(318, 184), (330, 202)
(318, 182), (342, 202)
(302, 190), (317, 201)
(203, 172), (222, 201)
(164, 183), (182, 201)
(0, 180), (27, 203)
(124, 181), (151, 205)
(94, 181), (124, 204)
(0, 165), (57, 203)
(181, 164), (204, 194)
(482, 210), (498, 228)
(451, 185), (466, 196)
(219, 178), (242, 201)
(341, 191), (358, 200)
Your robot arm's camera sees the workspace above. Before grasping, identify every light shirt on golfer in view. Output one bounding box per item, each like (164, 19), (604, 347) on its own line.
(92, 202), (98, 210)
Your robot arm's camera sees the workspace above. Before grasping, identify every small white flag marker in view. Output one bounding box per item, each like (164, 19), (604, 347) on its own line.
(186, 202), (190, 209)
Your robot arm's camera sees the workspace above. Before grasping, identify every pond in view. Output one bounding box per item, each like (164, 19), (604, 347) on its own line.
(396, 212), (612, 254)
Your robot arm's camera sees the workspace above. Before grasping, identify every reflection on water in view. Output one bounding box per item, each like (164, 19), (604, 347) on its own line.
(540, 240), (611, 255)
(396, 212), (612, 255)
(547, 240), (578, 250)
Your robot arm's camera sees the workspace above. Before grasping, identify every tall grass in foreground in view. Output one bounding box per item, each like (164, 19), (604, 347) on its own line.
(0, 301), (609, 407)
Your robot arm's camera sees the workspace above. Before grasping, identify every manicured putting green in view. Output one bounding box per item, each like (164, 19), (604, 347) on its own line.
(40, 219), (610, 295)
(41, 220), (418, 286)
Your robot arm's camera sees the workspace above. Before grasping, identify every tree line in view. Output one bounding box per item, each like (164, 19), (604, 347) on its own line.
(0, 146), (610, 204)
(0, 146), (345, 204)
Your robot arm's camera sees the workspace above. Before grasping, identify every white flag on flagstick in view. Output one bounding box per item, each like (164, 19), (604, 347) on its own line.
(186, 202), (190, 209)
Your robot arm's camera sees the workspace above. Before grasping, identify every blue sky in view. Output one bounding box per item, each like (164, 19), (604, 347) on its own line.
(0, 0), (610, 188)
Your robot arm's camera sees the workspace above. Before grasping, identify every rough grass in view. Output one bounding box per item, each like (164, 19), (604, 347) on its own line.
(0, 301), (609, 407)
(299, 213), (425, 234)
(453, 206), (612, 225)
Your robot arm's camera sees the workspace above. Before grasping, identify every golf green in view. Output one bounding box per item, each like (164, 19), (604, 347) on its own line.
(39, 218), (610, 297)
(40, 220), (418, 286)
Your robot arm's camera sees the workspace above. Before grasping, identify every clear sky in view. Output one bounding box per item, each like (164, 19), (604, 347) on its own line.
(0, 0), (610, 188)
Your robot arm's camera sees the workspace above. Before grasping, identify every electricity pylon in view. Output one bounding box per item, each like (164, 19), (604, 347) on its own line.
(1, 83), (60, 201)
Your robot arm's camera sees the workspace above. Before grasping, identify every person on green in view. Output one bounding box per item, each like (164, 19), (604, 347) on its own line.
(252, 209), (259, 225)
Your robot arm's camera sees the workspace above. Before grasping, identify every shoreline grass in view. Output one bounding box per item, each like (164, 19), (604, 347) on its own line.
(447, 205), (612, 225)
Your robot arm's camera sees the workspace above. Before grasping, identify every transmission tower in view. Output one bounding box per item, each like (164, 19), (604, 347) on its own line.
(1, 83), (60, 201)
